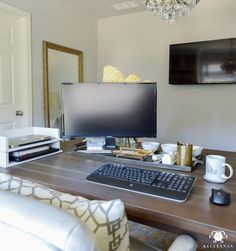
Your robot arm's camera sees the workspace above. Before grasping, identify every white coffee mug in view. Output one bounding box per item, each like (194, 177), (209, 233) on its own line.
(204, 155), (233, 183)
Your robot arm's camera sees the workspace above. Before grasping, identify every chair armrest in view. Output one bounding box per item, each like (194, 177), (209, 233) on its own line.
(0, 190), (99, 251)
(168, 235), (198, 251)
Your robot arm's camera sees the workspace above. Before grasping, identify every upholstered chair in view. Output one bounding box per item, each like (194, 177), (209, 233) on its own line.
(0, 174), (197, 251)
(0, 190), (98, 251)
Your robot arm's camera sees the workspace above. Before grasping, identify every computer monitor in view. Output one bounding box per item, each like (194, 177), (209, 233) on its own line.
(61, 82), (157, 145)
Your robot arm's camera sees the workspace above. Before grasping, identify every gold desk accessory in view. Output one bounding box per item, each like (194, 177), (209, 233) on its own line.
(176, 142), (193, 167)
(113, 147), (154, 160)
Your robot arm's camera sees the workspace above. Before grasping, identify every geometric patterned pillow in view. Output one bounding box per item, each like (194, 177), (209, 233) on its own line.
(0, 173), (129, 251)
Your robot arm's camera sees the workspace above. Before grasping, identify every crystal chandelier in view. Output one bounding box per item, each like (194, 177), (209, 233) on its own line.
(140, 0), (200, 22)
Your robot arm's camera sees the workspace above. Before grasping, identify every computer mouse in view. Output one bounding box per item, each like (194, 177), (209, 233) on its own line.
(210, 188), (231, 206)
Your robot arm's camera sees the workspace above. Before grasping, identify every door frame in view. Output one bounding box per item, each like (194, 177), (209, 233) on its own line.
(0, 1), (32, 127)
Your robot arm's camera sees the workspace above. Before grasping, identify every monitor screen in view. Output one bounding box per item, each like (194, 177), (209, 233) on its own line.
(169, 38), (236, 84)
(62, 82), (157, 138)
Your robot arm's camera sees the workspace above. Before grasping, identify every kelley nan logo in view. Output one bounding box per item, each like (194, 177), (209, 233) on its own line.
(209, 230), (228, 243)
(202, 230), (234, 249)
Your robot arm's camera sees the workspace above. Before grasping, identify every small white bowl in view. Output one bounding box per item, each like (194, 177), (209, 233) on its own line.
(161, 144), (177, 154)
(141, 142), (160, 151)
(192, 145), (203, 157)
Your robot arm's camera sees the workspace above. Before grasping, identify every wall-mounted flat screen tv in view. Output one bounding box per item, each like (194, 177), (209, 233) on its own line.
(169, 38), (236, 84)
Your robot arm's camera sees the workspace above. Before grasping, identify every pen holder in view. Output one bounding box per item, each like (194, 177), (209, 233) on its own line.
(177, 143), (192, 166)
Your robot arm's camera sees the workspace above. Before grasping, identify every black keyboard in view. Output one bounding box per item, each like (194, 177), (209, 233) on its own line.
(86, 163), (196, 202)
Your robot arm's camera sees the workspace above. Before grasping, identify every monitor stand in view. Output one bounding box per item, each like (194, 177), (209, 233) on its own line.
(74, 137), (116, 151)
(105, 137), (116, 150)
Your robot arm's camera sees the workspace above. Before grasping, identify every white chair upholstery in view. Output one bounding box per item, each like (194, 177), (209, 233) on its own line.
(0, 190), (99, 251)
(0, 176), (197, 251)
(130, 235), (197, 251)
(168, 235), (198, 251)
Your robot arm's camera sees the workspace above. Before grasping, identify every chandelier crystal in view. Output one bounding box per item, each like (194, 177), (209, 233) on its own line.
(140, 0), (200, 22)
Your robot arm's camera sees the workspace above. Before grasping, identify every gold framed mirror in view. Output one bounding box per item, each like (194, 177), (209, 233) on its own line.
(43, 41), (83, 129)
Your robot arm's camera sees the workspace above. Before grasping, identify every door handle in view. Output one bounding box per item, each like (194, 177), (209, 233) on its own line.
(16, 110), (24, 116)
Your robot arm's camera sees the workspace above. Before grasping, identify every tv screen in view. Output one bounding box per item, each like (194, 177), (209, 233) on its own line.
(62, 82), (157, 138)
(169, 38), (236, 84)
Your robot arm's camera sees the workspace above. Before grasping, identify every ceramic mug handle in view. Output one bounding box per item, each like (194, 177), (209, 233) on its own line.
(222, 163), (233, 180)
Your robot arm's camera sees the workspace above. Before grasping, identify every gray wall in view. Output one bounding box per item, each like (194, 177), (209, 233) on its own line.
(2, 0), (98, 126)
(97, 0), (236, 151)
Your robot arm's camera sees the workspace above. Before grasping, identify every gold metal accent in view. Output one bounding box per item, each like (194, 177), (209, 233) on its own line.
(177, 143), (193, 166)
(43, 41), (83, 127)
(113, 147), (154, 160)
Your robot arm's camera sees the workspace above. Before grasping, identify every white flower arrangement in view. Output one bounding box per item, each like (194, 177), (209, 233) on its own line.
(125, 74), (141, 82)
(103, 65), (143, 83)
(103, 65), (125, 82)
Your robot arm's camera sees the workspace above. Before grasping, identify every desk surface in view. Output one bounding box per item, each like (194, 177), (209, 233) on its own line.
(1, 148), (236, 245)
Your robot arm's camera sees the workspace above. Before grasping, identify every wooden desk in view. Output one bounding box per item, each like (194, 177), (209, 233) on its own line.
(1, 149), (236, 245)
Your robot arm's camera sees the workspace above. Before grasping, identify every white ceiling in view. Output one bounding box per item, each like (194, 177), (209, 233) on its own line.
(60, 0), (146, 19)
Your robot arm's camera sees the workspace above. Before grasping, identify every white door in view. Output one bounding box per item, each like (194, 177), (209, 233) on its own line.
(0, 3), (32, 130)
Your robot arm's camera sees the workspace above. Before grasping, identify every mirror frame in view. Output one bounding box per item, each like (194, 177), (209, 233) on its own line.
(43, 41), (83, 127)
